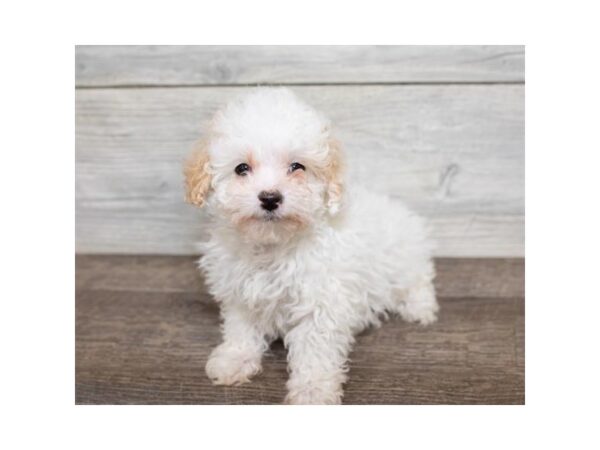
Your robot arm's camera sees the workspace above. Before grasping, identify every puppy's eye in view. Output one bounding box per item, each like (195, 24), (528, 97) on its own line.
(289, 162), (305, 172)
(234, 163), (251, 176)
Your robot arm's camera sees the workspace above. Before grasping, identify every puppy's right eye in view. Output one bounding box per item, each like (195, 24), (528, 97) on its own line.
(235, 163), (251, 176)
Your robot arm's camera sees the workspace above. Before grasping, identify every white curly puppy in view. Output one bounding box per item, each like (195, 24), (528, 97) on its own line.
(184, 88), (438, 404)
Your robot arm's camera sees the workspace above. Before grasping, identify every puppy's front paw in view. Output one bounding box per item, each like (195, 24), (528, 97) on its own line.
(285, 386), (343, 405)
(205, 344), (262, 386)
(285, 377), (344, 405)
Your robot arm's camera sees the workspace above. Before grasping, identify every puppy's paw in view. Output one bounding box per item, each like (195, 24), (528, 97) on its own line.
(399, 282), (439, 326)
(285, 377), (345, 405)
(400, 300), (439, 325)
(284, 387), (343, 405)
(205, 344), (262, 386)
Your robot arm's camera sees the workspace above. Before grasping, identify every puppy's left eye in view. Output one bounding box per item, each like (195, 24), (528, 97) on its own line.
(289, 162), (305, 172)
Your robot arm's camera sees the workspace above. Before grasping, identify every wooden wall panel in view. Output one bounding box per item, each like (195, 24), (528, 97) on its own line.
(76, 84), (523, 256)
(76, 45), (524, 86)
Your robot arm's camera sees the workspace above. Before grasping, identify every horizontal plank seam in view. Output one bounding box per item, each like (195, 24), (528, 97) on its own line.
(74, 254), (525, 261)
(76, 80), (525, 89)
(75, 288), (523, 301)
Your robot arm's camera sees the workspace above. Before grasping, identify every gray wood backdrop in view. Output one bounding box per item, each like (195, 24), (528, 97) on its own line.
(76, 46), (524, 257)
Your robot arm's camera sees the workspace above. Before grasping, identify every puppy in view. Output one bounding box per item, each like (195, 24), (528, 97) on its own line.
(184, 88), (438, 404)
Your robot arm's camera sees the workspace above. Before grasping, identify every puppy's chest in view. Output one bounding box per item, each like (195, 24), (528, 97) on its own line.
(234, 258), (305, 307)
(217, 249), (321, 320)
(203, 241), (331, 328)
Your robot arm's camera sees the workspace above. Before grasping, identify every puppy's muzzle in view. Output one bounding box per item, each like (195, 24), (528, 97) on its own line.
(258, 190), (283, 212)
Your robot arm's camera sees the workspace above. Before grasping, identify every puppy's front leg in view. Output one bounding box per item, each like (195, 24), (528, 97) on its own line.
(205, 304), (267, 386)
(284, 320), (353, 405)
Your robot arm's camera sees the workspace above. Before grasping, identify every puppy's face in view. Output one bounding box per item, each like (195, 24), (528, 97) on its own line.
(185, 88), (343, 245)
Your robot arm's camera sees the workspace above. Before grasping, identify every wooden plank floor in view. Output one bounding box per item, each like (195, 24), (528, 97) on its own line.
(76, 255), (524, 404)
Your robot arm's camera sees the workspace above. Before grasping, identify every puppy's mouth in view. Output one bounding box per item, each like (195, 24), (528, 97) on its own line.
(261, 211), (281, 222)
(232, 211), (308, 232)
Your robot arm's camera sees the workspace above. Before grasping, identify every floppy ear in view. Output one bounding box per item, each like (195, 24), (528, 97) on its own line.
(184, 139), (212, 207)
(324, 138), (344, 215)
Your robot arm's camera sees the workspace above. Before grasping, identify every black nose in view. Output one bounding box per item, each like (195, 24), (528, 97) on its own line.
(258, 190), (283, 211)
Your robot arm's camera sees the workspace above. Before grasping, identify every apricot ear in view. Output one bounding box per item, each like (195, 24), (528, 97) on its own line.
(324, 138), (344, 215)
(184, 140), (212, 207)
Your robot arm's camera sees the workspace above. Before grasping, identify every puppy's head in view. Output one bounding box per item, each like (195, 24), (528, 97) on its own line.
(184, 88), (344, 244)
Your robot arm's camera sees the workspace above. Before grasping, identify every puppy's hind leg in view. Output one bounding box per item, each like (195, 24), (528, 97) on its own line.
(396, 278), (439, 326)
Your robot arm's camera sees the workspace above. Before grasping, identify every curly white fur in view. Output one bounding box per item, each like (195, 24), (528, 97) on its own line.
(184, 88), (439, 404)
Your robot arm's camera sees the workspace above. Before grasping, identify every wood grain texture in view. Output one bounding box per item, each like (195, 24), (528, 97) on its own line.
(76, 85), (524, 257)
(75, 255), (524, 405)
(75, 255), (525, 298)
(75, 45), (524, 86)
